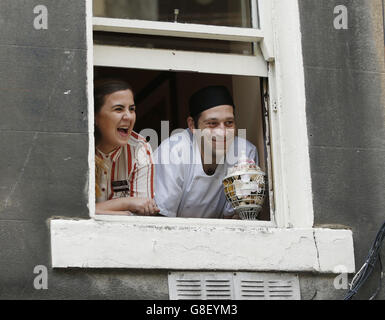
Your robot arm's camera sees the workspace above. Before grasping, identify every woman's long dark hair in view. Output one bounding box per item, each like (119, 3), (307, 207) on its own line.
(94, 79), (134, 198)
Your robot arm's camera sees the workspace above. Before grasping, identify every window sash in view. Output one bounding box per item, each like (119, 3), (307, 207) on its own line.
(93, 17), (264, 43)
(93, 44), (268, 77)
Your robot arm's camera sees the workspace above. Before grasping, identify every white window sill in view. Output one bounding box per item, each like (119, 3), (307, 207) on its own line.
(50, 217), (355, 273)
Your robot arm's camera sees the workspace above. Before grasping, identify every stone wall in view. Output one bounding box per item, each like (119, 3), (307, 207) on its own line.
(298, 0), (385, 299)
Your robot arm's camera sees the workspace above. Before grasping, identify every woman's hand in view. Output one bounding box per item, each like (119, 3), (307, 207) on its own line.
(95, 197), (160, 216)
(125, 197), (160, 216)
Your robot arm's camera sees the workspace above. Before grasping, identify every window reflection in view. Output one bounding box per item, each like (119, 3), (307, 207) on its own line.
(94, 0), (253, 28)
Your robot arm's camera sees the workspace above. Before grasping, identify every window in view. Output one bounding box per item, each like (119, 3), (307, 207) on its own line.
(50, 0), (355, 274)
(94, 67), (272, 222)
(92, 0), (274, 224)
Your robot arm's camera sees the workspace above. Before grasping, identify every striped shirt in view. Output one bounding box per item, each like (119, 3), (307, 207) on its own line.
(96, 131), (154, 202)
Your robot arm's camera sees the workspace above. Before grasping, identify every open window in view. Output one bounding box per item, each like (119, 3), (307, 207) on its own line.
(50, 0), (355, 274)
(94, 67), (272, 222)
(92, 0), (275, 223)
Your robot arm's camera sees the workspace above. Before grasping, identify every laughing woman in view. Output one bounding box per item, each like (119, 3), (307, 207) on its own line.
(94, 79), (160, 216)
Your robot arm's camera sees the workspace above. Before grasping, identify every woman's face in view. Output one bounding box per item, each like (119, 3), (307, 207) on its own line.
(95, 89), (136, 153)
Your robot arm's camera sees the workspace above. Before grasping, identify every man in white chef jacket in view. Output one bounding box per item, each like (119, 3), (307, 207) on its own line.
(154, 85), (258, 219)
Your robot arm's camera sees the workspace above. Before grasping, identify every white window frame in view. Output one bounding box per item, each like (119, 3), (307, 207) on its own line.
(50, 0), (355, 274)
(93, 45), (268, 77)
(92, 3), (269, 77)
(93, 17), (264, 42)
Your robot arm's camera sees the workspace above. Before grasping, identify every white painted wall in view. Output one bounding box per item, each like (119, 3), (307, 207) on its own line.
(51, 218), (355, 273)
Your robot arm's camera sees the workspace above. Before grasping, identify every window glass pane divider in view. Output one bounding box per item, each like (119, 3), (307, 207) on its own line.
(251, 0), (260, 60)
(93, 17), (264, 43)
(251, 0), (260, 29)
(257, 0), (275, 61)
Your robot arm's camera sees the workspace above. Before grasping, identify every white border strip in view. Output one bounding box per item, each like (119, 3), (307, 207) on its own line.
(86, 0), (95, 218)
(93, 17), (263, 42)
(94, 45), (268, 77)
(51, 219), (355, 273)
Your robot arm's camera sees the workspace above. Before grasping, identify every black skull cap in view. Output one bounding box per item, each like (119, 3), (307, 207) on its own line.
(189, 85), (234, 117)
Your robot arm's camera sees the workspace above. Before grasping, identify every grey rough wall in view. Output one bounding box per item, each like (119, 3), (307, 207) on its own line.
(0, 0), (169, 300)
(0, 0), (88, 298)
(298, 0), (385, 299)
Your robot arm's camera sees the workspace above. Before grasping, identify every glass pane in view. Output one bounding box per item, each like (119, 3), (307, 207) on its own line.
(94, 0), (252, 28)
(94, 31), (254, 55)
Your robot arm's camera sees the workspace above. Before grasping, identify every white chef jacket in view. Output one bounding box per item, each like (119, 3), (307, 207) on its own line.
(154, 129), (257, 218)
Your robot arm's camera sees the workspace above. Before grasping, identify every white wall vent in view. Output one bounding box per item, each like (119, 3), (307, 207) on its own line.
(168, 272), (300, 300)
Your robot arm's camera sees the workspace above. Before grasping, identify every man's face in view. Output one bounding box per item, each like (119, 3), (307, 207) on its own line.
(194, 105), (236, 161)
